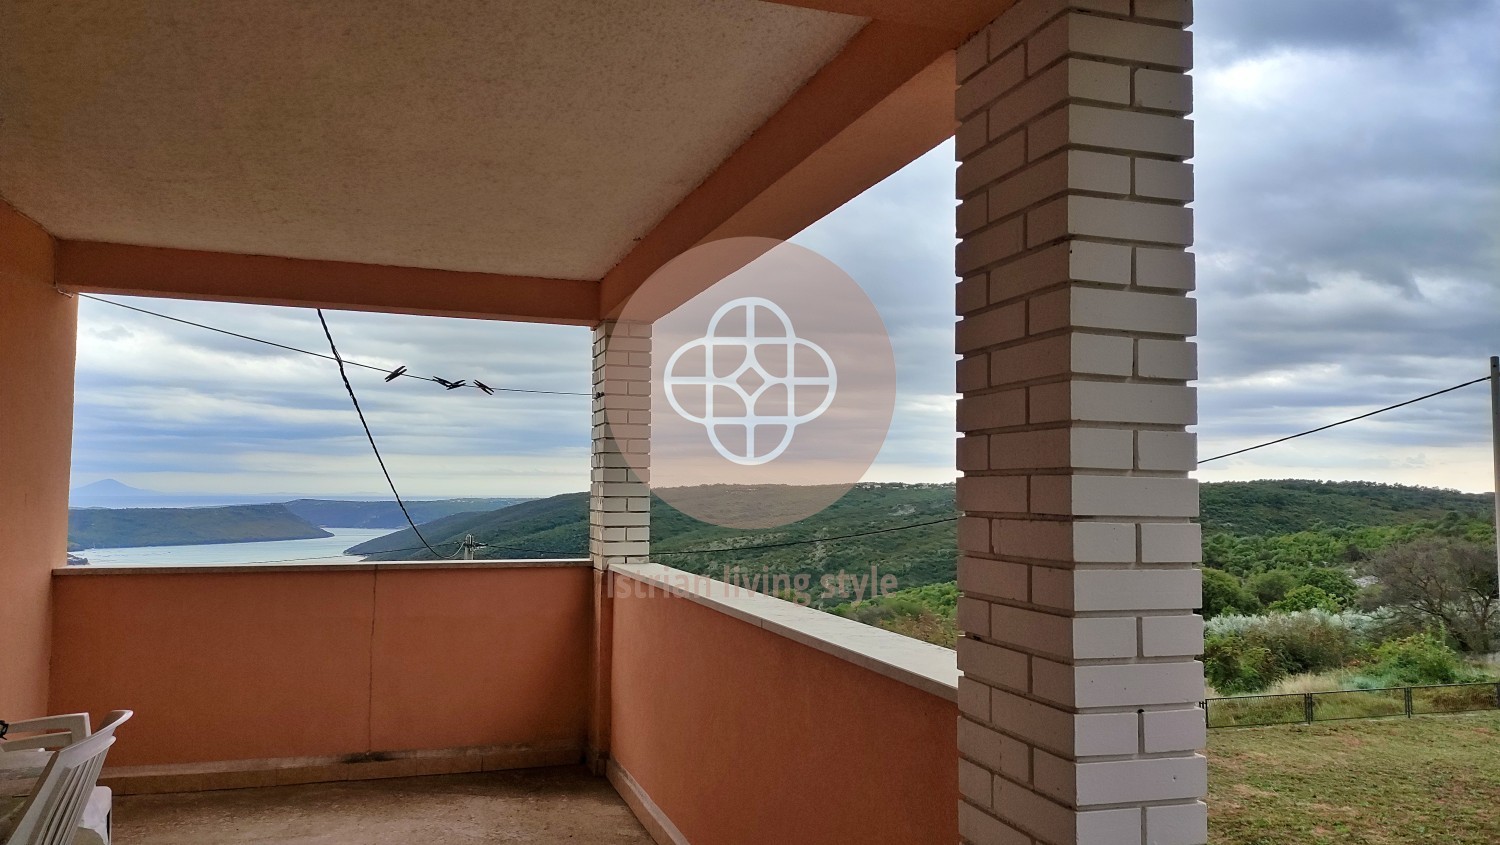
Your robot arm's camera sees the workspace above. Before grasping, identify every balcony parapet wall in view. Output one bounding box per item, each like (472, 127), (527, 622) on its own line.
(48, 562), (595, 790)
(611, 563), (957, 700)
(608, 563), (959, 845)
(52, 558), (590, 577)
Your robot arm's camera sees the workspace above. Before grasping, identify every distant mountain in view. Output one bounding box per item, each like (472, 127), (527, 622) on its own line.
(68, 504), (332, 550)
(282, 498), (530, 529)
(66, 480), (532, 517)
(72, 478), (157, 497)
(70, 478), (184, 507)
(69, 478), (296, 509)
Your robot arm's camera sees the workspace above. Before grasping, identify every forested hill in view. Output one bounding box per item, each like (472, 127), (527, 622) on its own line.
(1199, 480), (1492, 536)
(346, 494), (591, 558)
(281, 497), (528, 528)
(348, 479), (1494, 606)
(68, 504), (331, 550)
(346, 484), (959, 594)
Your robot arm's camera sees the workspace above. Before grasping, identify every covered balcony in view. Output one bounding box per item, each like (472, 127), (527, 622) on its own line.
(0, 1), (1203, 843)
(46, 561), (960, 843)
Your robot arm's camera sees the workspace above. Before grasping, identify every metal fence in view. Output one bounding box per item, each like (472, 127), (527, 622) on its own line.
(1204, 681), (1500, 729)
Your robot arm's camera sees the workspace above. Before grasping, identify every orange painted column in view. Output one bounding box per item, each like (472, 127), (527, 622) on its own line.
(0, 202), (75, 718)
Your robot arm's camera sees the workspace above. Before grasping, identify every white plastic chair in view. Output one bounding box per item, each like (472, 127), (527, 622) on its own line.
(0, 716), (91, 754)
(1, 710), (131, 845)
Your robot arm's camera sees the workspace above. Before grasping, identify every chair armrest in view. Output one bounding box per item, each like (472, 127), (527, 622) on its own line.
(0, 713), (91, 752)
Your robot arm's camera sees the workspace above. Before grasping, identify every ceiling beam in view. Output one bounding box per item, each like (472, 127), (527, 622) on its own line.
(599, 19), (959, 317)
(56, 241), (599, 325)
(0, 200), (54, 283)
(755, 0), (1016, 36)
(708, 51), (956, 246)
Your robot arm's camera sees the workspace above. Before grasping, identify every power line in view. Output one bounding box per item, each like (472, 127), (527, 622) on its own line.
(317, 309), (452, 559)
(78, 293), (590, 397)
(85, 363), (1490, 565)
(1197, 375), (1490, 464)
(184, 365), (1487, 565)
(71, 295), (970, 559)
(81, 292), (1488, 467)
(77, 293), (1492, 558)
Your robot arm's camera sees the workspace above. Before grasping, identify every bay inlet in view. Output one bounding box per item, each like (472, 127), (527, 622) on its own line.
(77, 528), (394, 567)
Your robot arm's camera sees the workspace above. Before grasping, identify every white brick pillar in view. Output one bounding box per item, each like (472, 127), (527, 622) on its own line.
(590, 320), (651, 568)
(953, 2), (1206, 844)
(586, 320), (649, 772)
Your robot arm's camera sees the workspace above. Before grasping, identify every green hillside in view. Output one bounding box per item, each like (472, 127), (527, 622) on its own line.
(69, 504), (332, 550)
(282, 497), (529, 528)
(1199, 479), (1492, 536)
(346, 494), (590, 557)
(350, 480), (1495, 610)
(348, 484), (958, 604)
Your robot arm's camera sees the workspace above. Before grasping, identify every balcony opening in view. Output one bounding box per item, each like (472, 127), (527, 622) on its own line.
(68, 297), (592, 566)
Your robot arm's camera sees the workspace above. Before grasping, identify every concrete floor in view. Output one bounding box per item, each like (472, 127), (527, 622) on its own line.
(114, 767), (654, 844)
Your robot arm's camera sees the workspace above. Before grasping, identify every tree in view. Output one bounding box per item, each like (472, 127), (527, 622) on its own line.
(1269, 584), (1340, 614)
(1365, 538), (1498, 653)
(1295, 567), (1357, 608)
(1201, 568), (1259, 619)
(1247, 569), (1297, 606)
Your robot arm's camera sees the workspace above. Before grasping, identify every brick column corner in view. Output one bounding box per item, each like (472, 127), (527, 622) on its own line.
(590, 320), (651, 568)
(953, 2), (1206, 844)
(586, 319), (651, 774)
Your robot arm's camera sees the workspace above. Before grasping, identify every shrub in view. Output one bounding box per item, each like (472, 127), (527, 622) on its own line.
(1296, 566), (1358, 607)
(1369, 633), (1470, 686)
(877, 611), (957, 648)
(1247, 569), (1298, 606)
(1202, 568), (1260, 618)
(1270, 584), (1342, 614)
(830, 583), (959, 647)
(1263, 610), (1369, 674)
(1204, 636), (1282, 695)
(1205, 608), (1393, 640)
(1203, 610), (1378, 693)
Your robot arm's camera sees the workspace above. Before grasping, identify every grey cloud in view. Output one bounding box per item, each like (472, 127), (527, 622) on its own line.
(794, 141), (960, 475)
(1200, 0), (1490, 58)
(1192, 1), (1498, 486)
(72, 297), (591, 494)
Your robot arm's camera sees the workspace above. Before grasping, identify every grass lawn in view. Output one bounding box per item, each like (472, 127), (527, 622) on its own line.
(1209, 711), (1500, 844)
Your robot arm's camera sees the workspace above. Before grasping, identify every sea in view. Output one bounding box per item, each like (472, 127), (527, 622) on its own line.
(76, 528), (394, 568)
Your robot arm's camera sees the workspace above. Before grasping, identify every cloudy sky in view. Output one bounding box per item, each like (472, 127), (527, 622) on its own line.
(71, 0), (1499, 499)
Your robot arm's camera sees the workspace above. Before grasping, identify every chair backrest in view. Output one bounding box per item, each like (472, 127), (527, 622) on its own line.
(0, 715), (90, 754)
(5, 711), (132, 845)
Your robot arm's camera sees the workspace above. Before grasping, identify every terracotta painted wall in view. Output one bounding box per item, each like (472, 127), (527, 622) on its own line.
(49, 566), (592, 767)
(0, 202), (74, 719)
(369, 567), (592, 751)
(610, 576), (959, 845)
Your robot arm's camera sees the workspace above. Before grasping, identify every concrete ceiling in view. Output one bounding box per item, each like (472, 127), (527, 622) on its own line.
(0, 0), (866, 281)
